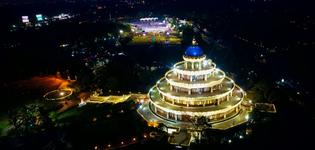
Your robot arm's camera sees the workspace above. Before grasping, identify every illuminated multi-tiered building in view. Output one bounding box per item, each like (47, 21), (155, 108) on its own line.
(138, 39), (251, 133)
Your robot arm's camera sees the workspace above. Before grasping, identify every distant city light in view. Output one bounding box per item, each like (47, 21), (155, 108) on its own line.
(119, 29), (124, 34)
(22, 16), (30, 23)
(53, 13), (71, 20)
(36, 14), (43, 21)
(281, 78), (285, 83)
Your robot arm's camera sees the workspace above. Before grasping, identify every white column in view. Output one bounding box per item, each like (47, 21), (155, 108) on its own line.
(186, 103), (189, 107)
(224, 114), (226, 118)
(191, 62), (194, 70)
(199, 62), (202, 70)
(175, 114), (178, 121)
(172, 99), (175, 104)
(170, 86), (173, 91)
(166, 112), (169, 119)
(227, 95), (229, 101)
(188, 89), (191, 95)
(204, 75), (207, 81)
(185, 62), (188, 69)
(203, 101), (206, 107)
(210, 87), (213, 93)
(190, 76), (193, 82)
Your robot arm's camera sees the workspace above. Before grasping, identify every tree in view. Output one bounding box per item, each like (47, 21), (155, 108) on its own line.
(8, 103), (52, 136)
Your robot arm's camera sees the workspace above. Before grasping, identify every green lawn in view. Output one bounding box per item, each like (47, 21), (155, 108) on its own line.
(56, 108), (82, 121)
(0, 117), (10, 136)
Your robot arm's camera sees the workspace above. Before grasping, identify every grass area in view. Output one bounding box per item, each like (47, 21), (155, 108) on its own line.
(56, 108), (82, 121)
(0, 117), (10, 137)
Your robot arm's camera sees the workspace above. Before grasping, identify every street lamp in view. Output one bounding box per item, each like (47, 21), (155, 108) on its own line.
(119, 30), (124, 34)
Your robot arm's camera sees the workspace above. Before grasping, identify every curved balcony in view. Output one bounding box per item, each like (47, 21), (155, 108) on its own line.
(165, 69), (225, 89)
(173, 61), (216, 76)
(149, 86), (245, 116)
(156, 77), (235, 102)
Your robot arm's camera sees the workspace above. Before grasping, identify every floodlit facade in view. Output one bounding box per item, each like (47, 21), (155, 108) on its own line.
(138, 39), (251, 132)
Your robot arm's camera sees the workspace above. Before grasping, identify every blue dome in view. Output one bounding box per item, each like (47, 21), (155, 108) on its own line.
(185, 46), (204, 57)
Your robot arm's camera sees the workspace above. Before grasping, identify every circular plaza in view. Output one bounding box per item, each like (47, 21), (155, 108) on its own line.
(43, 88), (73, 101)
